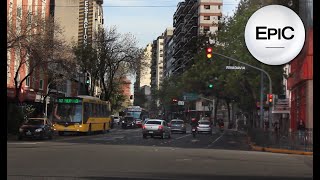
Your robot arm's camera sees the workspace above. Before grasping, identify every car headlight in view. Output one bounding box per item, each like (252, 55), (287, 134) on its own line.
(122, 121), (125, 123)
(19, 128), (24, 132)
(35, 128), (43, 132)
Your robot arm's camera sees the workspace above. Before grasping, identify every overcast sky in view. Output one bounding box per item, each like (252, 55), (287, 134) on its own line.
(102, 0), (241, 93)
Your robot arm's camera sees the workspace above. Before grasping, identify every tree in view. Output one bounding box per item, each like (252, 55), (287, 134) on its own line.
(7, 14), (71, 103)
(94, 26), (142, 101)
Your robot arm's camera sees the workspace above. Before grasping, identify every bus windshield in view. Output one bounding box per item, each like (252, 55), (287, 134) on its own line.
(127, 112), (141, 119)
(53, 104), (82, 123)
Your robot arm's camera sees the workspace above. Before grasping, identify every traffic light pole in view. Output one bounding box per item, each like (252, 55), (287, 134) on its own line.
(211, 52), (272, 129)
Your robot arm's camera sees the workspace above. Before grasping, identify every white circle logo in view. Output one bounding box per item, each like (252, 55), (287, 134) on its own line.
(245, 5), (305, 65)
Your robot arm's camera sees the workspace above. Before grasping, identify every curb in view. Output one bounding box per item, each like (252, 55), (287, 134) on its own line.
(246, 134), (313, 156)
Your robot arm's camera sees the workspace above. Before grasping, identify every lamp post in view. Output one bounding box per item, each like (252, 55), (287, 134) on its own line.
(45, 82), (51, 117)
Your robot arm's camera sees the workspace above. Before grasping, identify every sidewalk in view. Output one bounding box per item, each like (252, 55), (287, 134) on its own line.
(244, 128), (313, 155)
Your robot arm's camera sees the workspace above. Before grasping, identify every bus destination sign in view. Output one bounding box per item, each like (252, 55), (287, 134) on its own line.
(57, 98), (81, 104)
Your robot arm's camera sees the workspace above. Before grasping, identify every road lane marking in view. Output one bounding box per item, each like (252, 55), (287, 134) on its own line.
(7, 142), (43, 145)
(175, 134), (191, 140)
(207, 133), (224, 148)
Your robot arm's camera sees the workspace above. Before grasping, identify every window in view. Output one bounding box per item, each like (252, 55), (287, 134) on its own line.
(218, 5), (221, 10)
(39, 79), (44, 90)
(204, 16), (210, 20)
(26, 77), (30, 86)
(204, 5), (210, 9)
(204, 26), (210, 32)
(218, 16), (221, 20)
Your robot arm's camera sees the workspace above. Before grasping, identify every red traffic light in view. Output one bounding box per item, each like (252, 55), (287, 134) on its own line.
(268, 94), (273, 103)
(206, 47), (212, 53)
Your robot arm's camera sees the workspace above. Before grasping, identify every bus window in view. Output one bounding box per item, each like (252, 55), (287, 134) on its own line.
(83, 103), (89, 123)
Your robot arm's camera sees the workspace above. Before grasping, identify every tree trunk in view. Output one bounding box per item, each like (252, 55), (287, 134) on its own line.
(214, 98), (220, 124)
(226, 100), (230, 123)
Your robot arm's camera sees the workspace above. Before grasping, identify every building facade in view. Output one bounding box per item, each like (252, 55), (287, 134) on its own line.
(7, 0), (51, 112)
(163, 28), (175, 78)
(171, 0), (222, 75)
(287, 0), (313, 133)
(52, 0), (104, 97)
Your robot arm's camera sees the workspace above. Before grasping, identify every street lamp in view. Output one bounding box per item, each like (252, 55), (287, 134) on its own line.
(45, 82), (51, 117)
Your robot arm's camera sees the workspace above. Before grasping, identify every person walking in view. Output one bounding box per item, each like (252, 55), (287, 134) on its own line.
(297, 120), (306, 145)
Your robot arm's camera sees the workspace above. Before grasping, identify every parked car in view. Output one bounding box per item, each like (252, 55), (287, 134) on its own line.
(142, 119), (171, 139)
(135, 119), (143, 128)
(169, 119), (186, 134)
(197, 120), (212, 134)
(18, 118), (54, 140)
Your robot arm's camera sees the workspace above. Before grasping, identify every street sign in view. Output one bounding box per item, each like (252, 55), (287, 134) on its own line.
(272, 98), (290, 113)
(178, 101), (184, 106)
(183, 93), (199, 101)
(225, 66), (246, 70)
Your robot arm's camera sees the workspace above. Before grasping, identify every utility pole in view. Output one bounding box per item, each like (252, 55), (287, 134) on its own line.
(260, 71), (264, 128)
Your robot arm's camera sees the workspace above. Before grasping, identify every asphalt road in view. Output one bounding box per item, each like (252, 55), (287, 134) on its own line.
(7, 125), (313, 180)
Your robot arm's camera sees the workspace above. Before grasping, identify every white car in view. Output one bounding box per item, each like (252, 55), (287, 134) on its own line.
(113, 116), (120, 125)
(197, 120), (212, 134)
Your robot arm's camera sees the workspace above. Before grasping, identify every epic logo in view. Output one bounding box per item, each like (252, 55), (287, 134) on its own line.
(245, 5), (305, 65)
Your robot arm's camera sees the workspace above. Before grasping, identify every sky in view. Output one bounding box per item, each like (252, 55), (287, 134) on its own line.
(102, 0), (241, 94)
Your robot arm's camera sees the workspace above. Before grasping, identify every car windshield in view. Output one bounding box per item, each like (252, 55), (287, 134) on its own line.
(171, 121), (184, 124)
(25, 119), (44, 125)
(145, 121), (162, 125)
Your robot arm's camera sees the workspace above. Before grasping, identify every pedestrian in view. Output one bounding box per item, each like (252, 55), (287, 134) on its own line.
(297, 119), (306, 143)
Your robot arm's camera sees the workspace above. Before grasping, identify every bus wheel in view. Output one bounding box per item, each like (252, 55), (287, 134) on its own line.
(58, 131), (64, 136)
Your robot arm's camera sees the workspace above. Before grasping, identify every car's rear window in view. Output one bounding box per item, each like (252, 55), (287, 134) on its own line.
(171, 121), (184, 124)
(145, 121), (162, 125)
(199, 121), (210, 125)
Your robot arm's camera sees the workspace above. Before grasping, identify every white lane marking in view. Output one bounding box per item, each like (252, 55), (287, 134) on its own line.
(207, 133), (224, 148)
(175, 134), (191, 140)
(7, 142), (43, 145)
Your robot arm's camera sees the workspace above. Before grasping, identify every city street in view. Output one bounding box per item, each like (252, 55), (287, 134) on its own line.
(7, 125), (313, 180)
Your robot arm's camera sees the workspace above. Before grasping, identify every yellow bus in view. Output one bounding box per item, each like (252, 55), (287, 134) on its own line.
(51, 96), (111, 136)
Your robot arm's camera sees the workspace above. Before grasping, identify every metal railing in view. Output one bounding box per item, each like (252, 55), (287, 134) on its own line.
(248, 128), (313, 152)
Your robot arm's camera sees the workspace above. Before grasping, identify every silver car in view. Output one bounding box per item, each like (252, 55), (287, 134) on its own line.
(169, 119), (187, 134)
(142, 119), (171, 139)
(197, 120), (212, 134)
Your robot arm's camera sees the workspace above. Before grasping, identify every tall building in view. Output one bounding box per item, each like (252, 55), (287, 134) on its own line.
(54, 0), (104, 46)
(53, 0), (104, 97)
(140, 43), (152, 87)
(7, 0), (51, 111)
(163, 28), (175, 78)
(171, 0), (223, 75)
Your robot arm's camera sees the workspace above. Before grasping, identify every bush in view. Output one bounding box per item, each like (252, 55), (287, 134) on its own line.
(7, 103), (25, 135)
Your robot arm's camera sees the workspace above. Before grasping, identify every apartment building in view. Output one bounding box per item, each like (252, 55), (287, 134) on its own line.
(163, 28), (175, 78)
(53, 0), (104, 97)
(171, 0), (222, 75)
(7, 0), (51, 107)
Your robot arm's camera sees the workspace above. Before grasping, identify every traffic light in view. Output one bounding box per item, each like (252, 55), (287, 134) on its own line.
(85, 72), (90, 85)
(206, 47), (212, 59)
(208, 83), (213, 88)
(268, 94), (273, 103)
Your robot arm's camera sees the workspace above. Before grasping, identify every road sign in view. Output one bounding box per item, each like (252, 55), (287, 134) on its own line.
(178, 101), (184, 106)
(272, 98), (290, 113)
(183, 93), (199, 101)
